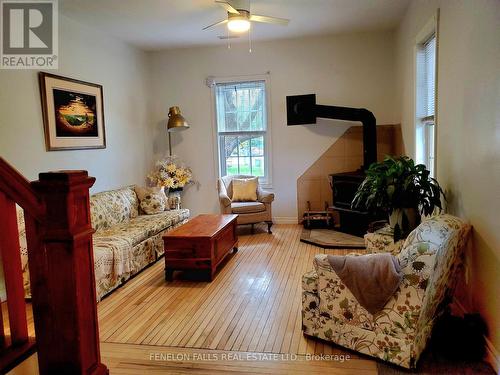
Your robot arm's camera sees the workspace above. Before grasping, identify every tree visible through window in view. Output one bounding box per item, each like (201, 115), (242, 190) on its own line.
(215, 80), (268, 181)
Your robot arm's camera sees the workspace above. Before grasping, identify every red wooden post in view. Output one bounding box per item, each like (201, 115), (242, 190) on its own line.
(0, 191), (28, 345)
(27, 171), (108, 375)
(0, 298), (5, 348)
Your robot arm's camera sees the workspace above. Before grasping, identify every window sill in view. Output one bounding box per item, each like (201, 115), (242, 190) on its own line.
(259, 183), (273, 190)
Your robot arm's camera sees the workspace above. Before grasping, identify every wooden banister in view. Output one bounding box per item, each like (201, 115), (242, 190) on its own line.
(0, 158), (44, 222)
(0, 158), (108, 374)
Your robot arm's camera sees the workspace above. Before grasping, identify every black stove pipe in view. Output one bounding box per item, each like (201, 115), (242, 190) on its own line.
(315, 105), (377, 170)
(286, 94), (377, 170)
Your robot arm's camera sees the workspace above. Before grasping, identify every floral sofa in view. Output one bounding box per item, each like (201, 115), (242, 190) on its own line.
(20, 186), (189, 300)
(302, 214), (471, 368)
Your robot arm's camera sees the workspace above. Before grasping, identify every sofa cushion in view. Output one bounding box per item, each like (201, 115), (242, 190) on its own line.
(94, 209), (190, 247)
(135, 186), (168, 214)
(128, 209), (190, 238)
(92, 208), (190, 300)
(90, 186), (139, 230)
(231, 201), (266, 214)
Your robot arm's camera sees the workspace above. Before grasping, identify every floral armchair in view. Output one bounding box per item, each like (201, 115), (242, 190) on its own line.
(302, 214), (471, 368)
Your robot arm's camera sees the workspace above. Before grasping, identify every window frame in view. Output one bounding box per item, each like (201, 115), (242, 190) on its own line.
(414, 10), (439, 178)
(210, 74), (273, 187)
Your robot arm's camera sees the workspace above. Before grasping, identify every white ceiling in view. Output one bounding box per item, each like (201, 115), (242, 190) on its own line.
(60, 0), (410, 51)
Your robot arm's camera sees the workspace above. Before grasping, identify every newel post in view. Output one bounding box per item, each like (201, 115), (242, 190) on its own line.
(27, 171), (108, 375)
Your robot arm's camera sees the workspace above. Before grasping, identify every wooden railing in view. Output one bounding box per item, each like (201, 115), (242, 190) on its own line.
(0, 158), (108, 374)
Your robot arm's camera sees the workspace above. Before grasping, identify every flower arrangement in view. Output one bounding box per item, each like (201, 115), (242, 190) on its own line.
(148, 156), (193, 191)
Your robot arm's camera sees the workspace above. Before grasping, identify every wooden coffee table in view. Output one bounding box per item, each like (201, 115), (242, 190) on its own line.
(163, 214), (238, 281)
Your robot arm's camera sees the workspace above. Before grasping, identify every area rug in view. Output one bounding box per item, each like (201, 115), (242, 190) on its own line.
(300, 228), (366, 249)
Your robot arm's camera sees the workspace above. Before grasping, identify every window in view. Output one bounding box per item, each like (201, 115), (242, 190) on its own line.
(415, 33), (437, 177)
(214, 80), (270, 184)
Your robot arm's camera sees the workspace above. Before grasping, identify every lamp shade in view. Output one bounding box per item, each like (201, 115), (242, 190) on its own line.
(167, 106), (189, 132)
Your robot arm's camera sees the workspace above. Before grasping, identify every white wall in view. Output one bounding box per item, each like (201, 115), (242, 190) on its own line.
(148, 32), (398, 221)
(396, 0), (500, 363)
(0, 14), (152, 193)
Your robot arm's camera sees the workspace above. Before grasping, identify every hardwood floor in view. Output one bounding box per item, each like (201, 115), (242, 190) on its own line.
(7, 224), (494, 374)
(97, 224), (360, 355)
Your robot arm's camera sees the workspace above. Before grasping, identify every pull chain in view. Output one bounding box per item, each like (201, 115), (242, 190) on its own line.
(248, 26), (252, 53)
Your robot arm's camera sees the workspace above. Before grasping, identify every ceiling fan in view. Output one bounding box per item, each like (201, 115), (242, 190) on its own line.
(203, 0), (290, 39)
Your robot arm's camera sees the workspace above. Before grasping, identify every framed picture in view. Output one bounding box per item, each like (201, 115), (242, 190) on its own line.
(39, 72), (106, 151)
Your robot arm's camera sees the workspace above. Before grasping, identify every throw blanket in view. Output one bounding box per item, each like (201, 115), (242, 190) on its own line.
(327, 253), (403, 315)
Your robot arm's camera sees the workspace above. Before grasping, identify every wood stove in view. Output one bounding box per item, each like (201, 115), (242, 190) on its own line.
(287, 94), (383, 235)
(329, 171), (381, 236)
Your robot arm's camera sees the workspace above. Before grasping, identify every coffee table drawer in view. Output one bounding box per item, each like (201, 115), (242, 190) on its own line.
(164, 239), (211, 258)
(214, 225), (236, 264)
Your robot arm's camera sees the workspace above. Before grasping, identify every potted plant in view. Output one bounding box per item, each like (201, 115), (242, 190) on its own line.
(352, 156), (444, 239)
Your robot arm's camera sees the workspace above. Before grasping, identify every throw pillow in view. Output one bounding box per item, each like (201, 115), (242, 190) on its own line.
(232, 177), (258, 202)
(134, 186), (167, 214)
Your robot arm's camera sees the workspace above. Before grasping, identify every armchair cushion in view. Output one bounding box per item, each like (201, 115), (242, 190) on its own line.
(314, 247), (432, 338)
(231, 201), (266, 214)
(302, 270), (318, 294)
(232, 177), (258, 202)
(326, 253), (403, 315)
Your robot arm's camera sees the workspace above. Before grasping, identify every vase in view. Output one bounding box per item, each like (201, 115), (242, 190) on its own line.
(389, 208), (420, 236)
(167, 189), (182, 210)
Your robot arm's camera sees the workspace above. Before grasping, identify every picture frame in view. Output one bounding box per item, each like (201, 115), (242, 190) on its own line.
(39, 72), (106, 151)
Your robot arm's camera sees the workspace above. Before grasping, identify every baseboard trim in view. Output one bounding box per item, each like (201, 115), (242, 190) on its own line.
(455, 300), (499, 374)
(273, 217), (299, 224)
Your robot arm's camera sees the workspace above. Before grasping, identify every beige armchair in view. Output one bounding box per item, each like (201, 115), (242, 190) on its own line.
(218, 175), (274, 233)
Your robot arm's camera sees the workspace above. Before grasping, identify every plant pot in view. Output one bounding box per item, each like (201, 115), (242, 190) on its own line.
(389, 208), (420, 235)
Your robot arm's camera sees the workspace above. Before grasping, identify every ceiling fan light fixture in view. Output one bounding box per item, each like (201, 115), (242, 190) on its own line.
(227, 17), (250, 32)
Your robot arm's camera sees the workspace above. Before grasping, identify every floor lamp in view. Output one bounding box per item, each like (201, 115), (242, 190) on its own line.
(167, 106), (189, 156)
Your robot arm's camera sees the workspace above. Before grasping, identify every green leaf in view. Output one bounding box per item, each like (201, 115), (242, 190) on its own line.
(351, 156), (443, 217)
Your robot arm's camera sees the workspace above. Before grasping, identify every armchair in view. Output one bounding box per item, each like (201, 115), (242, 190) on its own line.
(302, 214), (471, 368)
(218, 175), (274, 233)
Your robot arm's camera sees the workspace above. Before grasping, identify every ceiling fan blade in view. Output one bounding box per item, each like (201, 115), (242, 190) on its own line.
(202, 19), (228, 30)
(215, 1), (240, 14)
(218, 35), (241, 39)
(250, 14), (289, 26)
